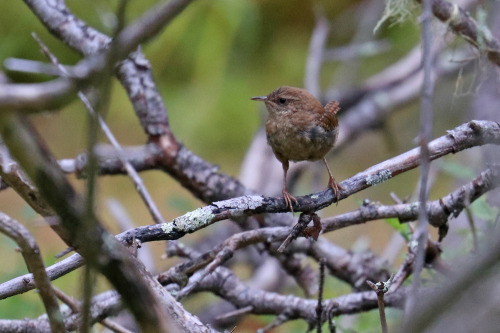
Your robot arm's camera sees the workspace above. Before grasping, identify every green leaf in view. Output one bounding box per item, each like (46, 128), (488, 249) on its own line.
(440, 161), (475, 180)
(385, 218), (411, 241)
(470, 197), (499, 222)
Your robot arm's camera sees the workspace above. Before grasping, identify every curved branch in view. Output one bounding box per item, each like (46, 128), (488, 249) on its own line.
(0, 213), (64, 333)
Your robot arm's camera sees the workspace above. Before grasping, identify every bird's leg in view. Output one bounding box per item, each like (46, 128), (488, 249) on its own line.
(282, 160), (298, 212)
(323, 157), (343, 204)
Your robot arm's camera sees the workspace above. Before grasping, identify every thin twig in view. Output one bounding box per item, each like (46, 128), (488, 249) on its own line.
(464, 207), (478, 252)
(53, 287), (135, 333)
(316, 258), (326, 333)
(80, 265), (95, 333)
(278, 213), (315, 253)
(305, 10), (329, 98)
(410, 0), (435, 313)
(256, 309), (293, 333)
(367, 275), (394, 333)
(215, 305), (253, 321)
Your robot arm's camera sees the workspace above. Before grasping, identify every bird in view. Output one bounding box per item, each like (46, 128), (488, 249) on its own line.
(251, 86), (342, 212)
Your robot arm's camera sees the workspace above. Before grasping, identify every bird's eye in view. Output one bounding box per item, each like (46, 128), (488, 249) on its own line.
(278, 98), (287, 105)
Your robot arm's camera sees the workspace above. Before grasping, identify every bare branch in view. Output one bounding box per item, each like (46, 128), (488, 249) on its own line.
(32, 32), (166, 225)
(316, 259), (326, 333)
(323, 166), (500, 232)
(0, 213), (64, 333)
(410, 0), (436, 306)
(61, 120), (500, 241)
(113, 0), (196, 59)
(305, 11), (329, 98)
(0, 253), (84, 300)
(0, 114), (175, 332)
(191, 266), (407, 322)
(52, 287), (135, 333)
(0, 78), (76, 112)
(3, 160), (494, 301)
(367, 275), (394, 333)
(23, 0), (174, 136)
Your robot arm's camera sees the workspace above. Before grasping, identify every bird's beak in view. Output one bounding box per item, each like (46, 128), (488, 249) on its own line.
(251, 96), (267, 101)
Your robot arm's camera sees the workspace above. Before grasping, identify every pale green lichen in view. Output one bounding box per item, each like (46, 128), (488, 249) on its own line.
(446, 3), (461, 26)
(476, 7), (494, 51)
(175, 206), (215, 232)
(212, 195), (264, 216)
(373, 0), (418, 34)
(162, 206), (215, 234)
(244, 195), (264, 210)
(161, 222), (173, 234)
(408, 239), (418, 252)
(366, 169), (392, 186)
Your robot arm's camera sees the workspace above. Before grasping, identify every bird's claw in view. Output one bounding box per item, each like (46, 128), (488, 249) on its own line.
(328, 177), (343, 205)
(282, 189), (298, 213)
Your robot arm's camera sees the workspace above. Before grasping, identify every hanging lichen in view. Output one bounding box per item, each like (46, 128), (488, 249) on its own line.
(374, 0), (419, 34)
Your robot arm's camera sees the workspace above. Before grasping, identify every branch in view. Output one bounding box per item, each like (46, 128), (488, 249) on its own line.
(45, 120), (500, 248)
(23, 0), (175, 136)
(0, 213), (64, 333)
(1, 121), (498, 300)
(323, 165), (500, 232)
(304, 11), (329, 97)
(113, 0), (196, 59)
(7, 160), (492, 302)
(412, 0), (435, 304)
(421, 0), (500, 66)
(292, 238), (391, 291)
(3, 159), (494, 300)
(191, 266), (407, 322)
(0, 114), (178, 332)
(0, 291), (123, 333)
(127, 120), (500, 238)
(32, 32), (166, 225)
(0, 78), (76, 112)
(52, 287), (134, 333)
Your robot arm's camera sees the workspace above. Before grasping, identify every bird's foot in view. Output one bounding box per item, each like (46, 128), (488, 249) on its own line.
(328, 177), (343, 205)
(282, 189), (298, 212)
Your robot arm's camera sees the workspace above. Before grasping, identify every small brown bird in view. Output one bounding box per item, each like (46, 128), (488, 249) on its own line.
(252, 86), (342, 211)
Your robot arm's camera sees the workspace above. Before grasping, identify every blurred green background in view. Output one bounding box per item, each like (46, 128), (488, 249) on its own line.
(0, 0), (479, 331)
